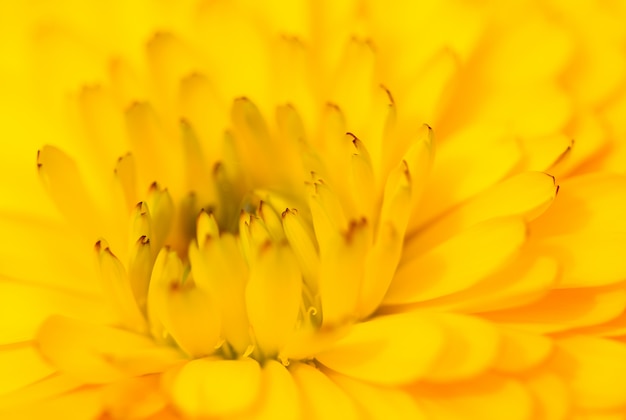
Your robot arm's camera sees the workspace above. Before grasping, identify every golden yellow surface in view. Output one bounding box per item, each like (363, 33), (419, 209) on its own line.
(2, 1), (626, 418)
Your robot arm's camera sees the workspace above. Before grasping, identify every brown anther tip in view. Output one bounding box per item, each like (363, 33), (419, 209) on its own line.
(326, 102), (340, 112)
(137, 235), (150, 245)
(169, 282), (181, 292)
(380, 85), (395, 105)
(104, 247), (115, 257)
(281, 208), (290, 219)
(213, 161), (223, 175)
(94, 240), (102, 251)
(555, 185), (561, 196)
(125, 100), (145, 113)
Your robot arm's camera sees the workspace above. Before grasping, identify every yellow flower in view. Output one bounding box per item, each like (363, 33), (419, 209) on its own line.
(2, 0), (626, 419)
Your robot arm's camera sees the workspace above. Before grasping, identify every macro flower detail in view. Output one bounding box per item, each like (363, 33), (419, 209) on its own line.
(3, 1), (626, 419)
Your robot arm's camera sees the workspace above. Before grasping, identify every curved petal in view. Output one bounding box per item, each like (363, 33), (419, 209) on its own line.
(244, 360), (300, 420)
(552, 336), (626, 411)
(316, 312), (445, 385)
(328, 371), (427, 420)
(422, 313), (500, 383)
(387, 217), (527, 305)
(36, 315), (183, 384)
(411, 374), (535, 420)
(171, 358), (261, 418)
(0, 344), (53, 396)
(290, 362), (360, 420)
(483, 285), (626, 334)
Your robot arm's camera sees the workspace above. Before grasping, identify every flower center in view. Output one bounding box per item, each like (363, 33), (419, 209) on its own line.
(37, 80), (432, 366)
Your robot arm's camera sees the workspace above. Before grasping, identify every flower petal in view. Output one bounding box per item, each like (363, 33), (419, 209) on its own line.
(532, 232), (626, 288)
(410, 126), (521, 229)
(246, 242), (302, 355)
(412, 374), (534, 420)
(416, 255), (558, 314)
(552, 336), (626, 410)
(290, 362), (360, 420)
(316, 312), (445, 385)
(484, 285), (626, 333)
(493, 327), (553, 374)
(404, 171), (557, 256)
(422, 313), (500, 383)
(387, 217), (527, 305)
(171, 358), (261, 418)
(531, 173), (626, 236)
(0, 276), (114, 345)
(0, 344), (53, 396)
(245, 360), (300, 420)
(328, 371), (427, 420)
(36, 315), (183, 384)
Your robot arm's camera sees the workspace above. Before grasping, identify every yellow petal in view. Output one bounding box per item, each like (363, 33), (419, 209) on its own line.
(412, 374), (534, 420)
(531, 174), (626, 236)
(553, 336), (626, 410)
(328, 371), (427, 420)
(0, 276), (114, 344)
(387, 217), (527, 304)
(0, 344), (53, 396)
(410, 126), (521, 229)
(532, 232), (626, 288)
(416, 255), (558, 314)
(36, 145), (102, 240)
(125, 102), (184, 194)
(246, 242), (302, 355)
(359, 135), (428, 316)
(95, 241), (147, 333)
(518, 133), (573, 173)
(523, 372), (570, 420)
(0, 215), (99, 295)
(282, 207), (320, 286)
(316, 312), (445, 385)
(290, 362), (360, 420)
(100, 375), (167, 420)
(113, 153), (139, 213)
(189, 234), (251, 355)
(36, 315), (183, 384)
(493, 327), (553, 374)
(171, 358), (261, 418)
(318, 218), (370, 326)
(405, 171), (557, 257)
(484, 285), (626, 334)
(160, 283), (221, 358)
(244, 360), (301, 420)
(0, 374), (82, 412)
(0, 387), (103, 420)
(423, 313), (500, 383)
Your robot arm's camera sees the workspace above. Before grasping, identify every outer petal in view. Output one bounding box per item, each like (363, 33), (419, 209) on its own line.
(328, 371), (427, 420)
(0, 344), (53, 396)
(411, 374), (535, 420)
(171, 358), (261, 418)
(36, 315), (183, 384)
(387, 217), (527, 304)
(241, 360), (300, 420)
(422, 313), (500, 383)
(484, 285), (626, 333)
(290, 362), (360, 420)
(316, 312), (445, 385)
(552, 336), (626, 411)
